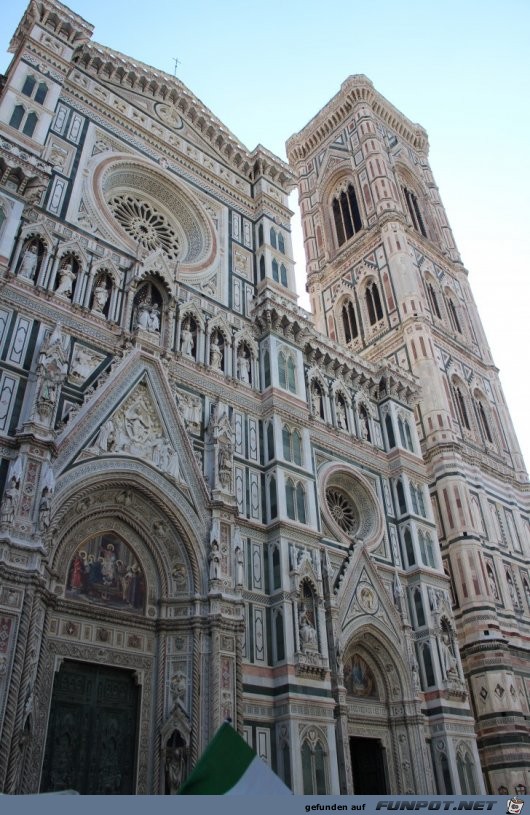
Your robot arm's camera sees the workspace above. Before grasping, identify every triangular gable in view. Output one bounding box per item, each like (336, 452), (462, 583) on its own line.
(336, 544), (402, 641)
(317, 149), (351, 184)
(54, 349), (209, 509)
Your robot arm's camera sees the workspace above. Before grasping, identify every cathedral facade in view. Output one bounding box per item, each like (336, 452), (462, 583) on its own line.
(0, 0), (527, 797)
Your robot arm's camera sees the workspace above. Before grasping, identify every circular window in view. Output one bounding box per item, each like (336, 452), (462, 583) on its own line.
(108, 194), (180, 260)
(326, 487), (358, 535)
(319, 462), (383, 550)
(88, 157), (217, 272)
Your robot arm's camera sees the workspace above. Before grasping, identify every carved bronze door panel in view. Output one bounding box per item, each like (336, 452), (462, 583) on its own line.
(41, 660), (139, 794)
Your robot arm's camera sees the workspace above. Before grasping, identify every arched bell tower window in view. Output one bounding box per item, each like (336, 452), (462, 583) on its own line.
(403, 186), (427, 237)
(474, 392), (493, 444)
(447, 297), (462, 334)
(341, 299), (359, 343)
(427, 282), (442, 319)
(452, 380), (471, 431)
(332, 183), (362, 247)
(365, 281), (383, 325)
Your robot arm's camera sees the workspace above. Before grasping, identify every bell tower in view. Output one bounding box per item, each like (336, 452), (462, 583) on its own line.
(287, 75), (530, 794)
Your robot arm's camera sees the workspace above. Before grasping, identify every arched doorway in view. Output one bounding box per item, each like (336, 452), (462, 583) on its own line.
(341, 629), (426, 795)
(344, 651), (389, 794)
(24, 472), (205, 795)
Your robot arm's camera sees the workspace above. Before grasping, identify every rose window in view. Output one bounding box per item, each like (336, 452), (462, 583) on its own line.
(326, 487), (358, 534)
(107, 194), (180, 260)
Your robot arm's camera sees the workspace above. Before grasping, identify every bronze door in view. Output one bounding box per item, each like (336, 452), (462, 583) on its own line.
(350, 736), (388, 794)
(41, 660), (139, 794)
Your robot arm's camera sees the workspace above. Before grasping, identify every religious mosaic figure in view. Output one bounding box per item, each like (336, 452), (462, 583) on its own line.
(66, 533), (146, 612)
(344, 654), (377, 697)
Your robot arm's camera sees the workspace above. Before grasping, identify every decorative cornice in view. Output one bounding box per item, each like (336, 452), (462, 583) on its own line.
(72, 42), (294, 190)
(9, 0), (93, 55)
(286, 74), (429, 164)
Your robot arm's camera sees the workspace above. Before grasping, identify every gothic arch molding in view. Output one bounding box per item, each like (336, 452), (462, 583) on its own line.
(49, 461), (206, 595)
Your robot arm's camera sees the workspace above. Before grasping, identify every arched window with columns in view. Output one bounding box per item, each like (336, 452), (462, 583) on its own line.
(451, 377), (471, 431)
(331, 182), (362, 248)
(341, 298), (360, 344)
(365, 281), (384, 325)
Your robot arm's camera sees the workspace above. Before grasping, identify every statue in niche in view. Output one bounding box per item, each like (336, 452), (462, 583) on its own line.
(359, 406), (370, 440)
(19, 242), (39, 280)
(335, 639), (343, 673)
(299, 608), (317, 649)
(180, 320), (194, 357)
(440, 631), (458, 678)
(209, 539), (221, 580)
(507, 574), (519, 608)
(210, 334), (223, 370)
(92, 281), (109, 314)
(148, 302), (160, 332)
(488, 568), (499, 600)
(136, 298), (151, 330)
(393, 572), (405, 612)
(169, 672), (186, 708)
(135, 292), (160, 333)
(0, 475), (20, 525)
(235, 546), (244, 587)
(218, 439), (233, 489)
(237, 348), (250, 383)
(165, 731), (188, 795)
(38, 487), (52, 531)
(311, 384), (322, 418)
(56, 260), (76, 298)
(34, 324), (69, 424)
(410, 655), (421, 692)
(336, 398), (347, 429)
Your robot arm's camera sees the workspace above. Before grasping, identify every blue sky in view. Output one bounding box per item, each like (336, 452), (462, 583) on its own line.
(2, 0), (530, 469)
